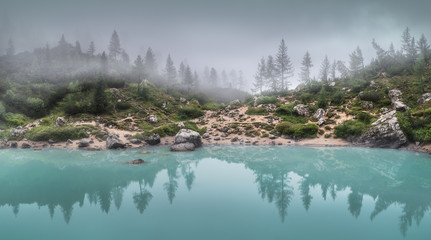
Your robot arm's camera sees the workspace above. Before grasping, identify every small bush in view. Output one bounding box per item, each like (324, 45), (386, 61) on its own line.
(178, 106), (204, 120)
(275, 103), (296, 116)
(360, 91), (382, 102)
(152, 124), (180, 137)
(324, 133), (331, 138)
(26, 126), (88, 141)
(334, 120), (368, 139)
(357, 112), (373, 124)
(116, 102), (131, 110)
(262, 132), (269, 138)
(3, 113), (28, 127)
(246, 107), (268, 115)
(331, 92), (345, 105)
(317, 98), (328, 109)
(256, 96), (278, 105)
(276, 122), (318, 138)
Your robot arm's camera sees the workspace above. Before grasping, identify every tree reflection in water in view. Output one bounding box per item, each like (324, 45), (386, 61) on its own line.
(0, 147), (430, 236)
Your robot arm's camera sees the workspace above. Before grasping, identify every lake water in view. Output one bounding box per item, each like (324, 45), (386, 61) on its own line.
(0, 146), (430, 239)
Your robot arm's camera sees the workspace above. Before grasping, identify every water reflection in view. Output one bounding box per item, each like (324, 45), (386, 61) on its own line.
(0, 147), (430, 236)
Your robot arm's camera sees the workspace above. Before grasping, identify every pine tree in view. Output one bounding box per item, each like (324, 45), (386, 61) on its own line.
(121, 49), (130, 64)
(320, 55), (330, 82)
(401, 27), (412, 55)
(6, 38), (14, 56)
(88, 41), (95, 56)
(93, 78), (108, 114)
(165, 54), (177, 85)
(330, 60), (337, 80)
(75, 41), (82, 54)
(178, 62), (186, 81)
(100, 51), (108, 74)
(238, 70), (244, 90)
(229, 70), (237, 89)
(349, 46), (364, 79)
(108, 30), (121, 61)
(417, 34), (430, 61)
(144, 47), (157, 76)
(266, 55), (278, 92)
(209, 68), (218, 87)
(253, 57), (266, 94)
(133, 55), (144, 80)
(275, 39), (294, 90)
(193, 71), (199, 89)
(300, 51), (313, 85)
(183, 65), (194, 93)
(221, 70), (228, 87)
(408, 37), (418, 63)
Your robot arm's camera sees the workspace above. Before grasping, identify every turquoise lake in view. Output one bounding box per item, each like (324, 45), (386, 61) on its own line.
(0, 146), (430, 239)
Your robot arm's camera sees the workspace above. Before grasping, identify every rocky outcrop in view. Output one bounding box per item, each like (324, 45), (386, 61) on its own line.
(355, 110), (407, 148)
(78, 139), (90, 148)
(10, 127), (27, 138)
(145, 134), (161, 145)
(125, 159), (145, 164)
(55, 117), (66, 127)
(129, 139), (142, 144)
(106, 133), (126, 149)
(417, 93), (431, 105)
(388, 89), (410, 111)
(361, 101), (373, 109)
(170, 129), (202, 151)
(21, 142), (31, 149)
(313, 108), (326, 126)
(177, 122), (185, 129)
(293, 104), (310, 117)
(148, 115), (158, 123)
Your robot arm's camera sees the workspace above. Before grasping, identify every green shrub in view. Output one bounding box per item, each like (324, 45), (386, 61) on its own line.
(360, 91), (382, 102)
(275, 122), (318, 138)
(3, 113), (28, 127)
(262, 132), (269, 138)
(256, 96), (278, 105)
(246, 107), (268, 115)
(324, 133), (331, 138)
(152, 123), (180, 137)
(357, 112), (374, 124)
(275, 103), (296, 116)
(26, 126), (88, 141)
(184, 121), (207, 135)
(300, 92), (313, 104)
(116, 102), (131, 110)
(317, 98), (328, 109)
(178, 106), (204, 120)
(334, 120), (368, 139)
(331, 92), (345, 105)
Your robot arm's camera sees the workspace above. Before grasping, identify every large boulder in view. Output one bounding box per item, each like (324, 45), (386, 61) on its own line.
(313, 108), (326, 126)
(355, 110), (407, 148)
(293, 104), (310, 117)
(388, 89), (409, 111)
(417, 93), (431, 105)
(106, 133), (126, 149)
(170, 129), (202, 151)
(78, 139), (90, 148)
(10, 127), (27, 138)
(388, 89), (402, 102)
(145, 134), (161, 145)
(148, 115), (158, 123)
(55, 117), (67, 127)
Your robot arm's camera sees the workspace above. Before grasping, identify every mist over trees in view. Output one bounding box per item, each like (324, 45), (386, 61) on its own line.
(253, 27), (431, 95)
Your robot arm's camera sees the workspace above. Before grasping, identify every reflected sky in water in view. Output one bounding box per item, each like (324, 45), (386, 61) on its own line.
(0, 146), (430, 239)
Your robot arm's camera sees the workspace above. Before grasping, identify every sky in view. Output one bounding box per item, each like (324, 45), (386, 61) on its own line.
(1, 0), (431, 89)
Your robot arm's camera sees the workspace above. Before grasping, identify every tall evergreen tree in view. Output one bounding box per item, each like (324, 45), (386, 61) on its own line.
(108, 30), (121, 61)
(87, 41), (95, 56)
(193, 71), (199, 89)
(253, 57), (266, 94)
(165, 54), (177, 85)
(209, 68), (218, 87)
(238, 70), (244, 90)
(75, 41), (82, 54)
(330, 60), (337, 80)
(100, 51), (108, 74)
(6, 38), (14, 56)
(178, 62), (186, 81)
(221, 70), (229, 87)
(144, 47), (157, 76)
(300, 51), (313, 85)
(121, 49), (130, 64)
(133, 55), (144, 80)
(229, 70), (237, 89)
(349, 46), (364, 79)
(401, 27), (412, 55)
(417, 34), (430, 61)
(266, 55), (278, 92)
(93, 79), (108, 114)
(183, 65), (194, 93)
(319, 55), (330, 82)
(275, 39), (294, 90)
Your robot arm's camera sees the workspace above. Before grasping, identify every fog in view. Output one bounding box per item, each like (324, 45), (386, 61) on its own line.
(1, 0), (431, 89)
